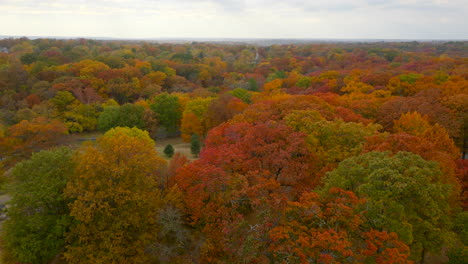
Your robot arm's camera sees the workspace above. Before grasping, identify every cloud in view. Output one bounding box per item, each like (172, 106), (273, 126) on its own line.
(0, 0), (466, 39)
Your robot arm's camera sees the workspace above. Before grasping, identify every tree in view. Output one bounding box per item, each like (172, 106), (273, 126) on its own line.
(50, 91), (78, 115)
(97, 105), (120, 132)
(0, 117), (68, 161)
(263, 79), (283, 93)
(247, 77), (259, 91)
(269, 188), (411, 264)
(364, 132), (462, 206)
(180, 97), (212, 142)
(229, 88), (252, 104)
(150, 93), (181, 135)
(378, 91), (462, 141)
(190, 133), (201, 157)
(322, 151), (453, 262)
(3, 147), (75, 264)
(181, 112), (203, 142)
(201, 121), (315, 189)
(117, 103), (145, 129)
(166, 152), (188, 188)
(205, 94), (248, 129)
(393, 112), (459, 159)
(164, 144), (174, 158)
(285, 114), (381, 170)
(97, 104), (145, 132)
(64, 127), (166, 264)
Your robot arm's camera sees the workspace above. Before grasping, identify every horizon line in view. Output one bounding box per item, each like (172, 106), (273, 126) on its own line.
(1, 35), (467, 42)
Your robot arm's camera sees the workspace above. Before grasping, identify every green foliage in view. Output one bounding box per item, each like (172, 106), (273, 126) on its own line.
(150, 93), (181, 134)
(285, 116), (381, 165)
(20, 52), (38, 65)
(322, 151), (453, 261)
(64, 104), (98, 133)
(247, 78), (258, 91)
(51, 91), (77, 114)
(184, 98), (213, 120)
(266, 70), (286, 82)
(399, 73), (422, 84)
(164, 144), (174, 158)
(118, 103), (145, 128)
(453, 211), (468, 245)
(97, 104), (145, 132)
(229, 88), (252, 104)
(295, 77), (312, 88)
(3, 147), (75, 264)
(190, 134), (201, 157)
(97, 105), (120, 132)
(447, 246), (468, 264)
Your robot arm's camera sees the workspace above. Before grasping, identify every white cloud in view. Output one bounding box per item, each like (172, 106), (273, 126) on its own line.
(0, 0), (466, 39)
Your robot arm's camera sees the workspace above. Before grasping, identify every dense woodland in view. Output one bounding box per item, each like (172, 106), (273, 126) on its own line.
(0, 38), (467, 264)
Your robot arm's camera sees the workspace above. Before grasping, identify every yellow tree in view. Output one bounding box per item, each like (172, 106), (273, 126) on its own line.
(394, 112), (459, 159)
(180, 97), (212, 142)
(64, 127), (166, 264)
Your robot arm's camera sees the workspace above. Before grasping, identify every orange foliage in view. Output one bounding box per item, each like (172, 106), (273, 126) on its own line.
(0, 117), (67, 160)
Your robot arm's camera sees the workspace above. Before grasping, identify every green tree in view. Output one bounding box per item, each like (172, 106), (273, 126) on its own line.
(3, 147), (75, 264)
(321, 151), (453, 262)
(118, 103), (145, 129)
(50, 91), (77, 115)
(229, 88), (252, 104)
(97, 104), (145, 132)
(190, 134), (201, 157)
(285, 114), (381, 166)
(164, 144), (174, 158)
(64, 127), (166, 264)
(247, 78), (258, 91)
(150, 93), (181, 134)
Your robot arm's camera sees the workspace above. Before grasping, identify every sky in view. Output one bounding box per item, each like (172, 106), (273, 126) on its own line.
(1, 0), (467, 39)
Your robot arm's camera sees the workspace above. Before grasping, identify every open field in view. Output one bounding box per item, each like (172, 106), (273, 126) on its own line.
(155, 137), (196, 161)
(67, 133), (196, 162)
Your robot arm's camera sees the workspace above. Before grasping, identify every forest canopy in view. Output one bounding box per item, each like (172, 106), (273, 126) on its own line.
(0, 38), (467, 264)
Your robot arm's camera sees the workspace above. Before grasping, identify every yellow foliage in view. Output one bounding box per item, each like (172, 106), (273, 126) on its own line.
(263, 79), (283, 93)
(64, 127), (166, 264)
(393, 112), (431, 136)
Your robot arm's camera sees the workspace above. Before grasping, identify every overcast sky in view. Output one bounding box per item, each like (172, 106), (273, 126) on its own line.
(1, 0), (467, 39)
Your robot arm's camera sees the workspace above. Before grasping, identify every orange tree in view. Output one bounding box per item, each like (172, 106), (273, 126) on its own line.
(269, 188), (412, 264)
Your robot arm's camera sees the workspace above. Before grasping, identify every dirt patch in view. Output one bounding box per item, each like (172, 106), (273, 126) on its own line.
(0, 195), (9, 206)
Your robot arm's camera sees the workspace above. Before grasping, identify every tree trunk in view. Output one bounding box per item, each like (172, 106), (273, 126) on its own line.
(420, 247), (426, 264)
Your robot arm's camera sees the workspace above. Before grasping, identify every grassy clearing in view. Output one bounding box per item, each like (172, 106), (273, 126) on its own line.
(68, 133), (196, 162)
(155, 137), (197, 161)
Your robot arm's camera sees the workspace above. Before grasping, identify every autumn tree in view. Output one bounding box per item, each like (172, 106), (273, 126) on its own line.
(205, 94), (248, 129)
(364, 132), (463, 206)
(50, 91), (77, 115)
(3, 147), (75, 264)
(393, 112), (460, 159)
(378, 91), (462, 142)
(285, 112), (381, 170)
(64, 127), (166, 264)
(0, 117), (68, 161)
(146, 186), (195, 263)
(269, 188), (412, 264)
(322, 151), (453, 262)
(165, 152), (188, 188)
(180, 97), (212, 142)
